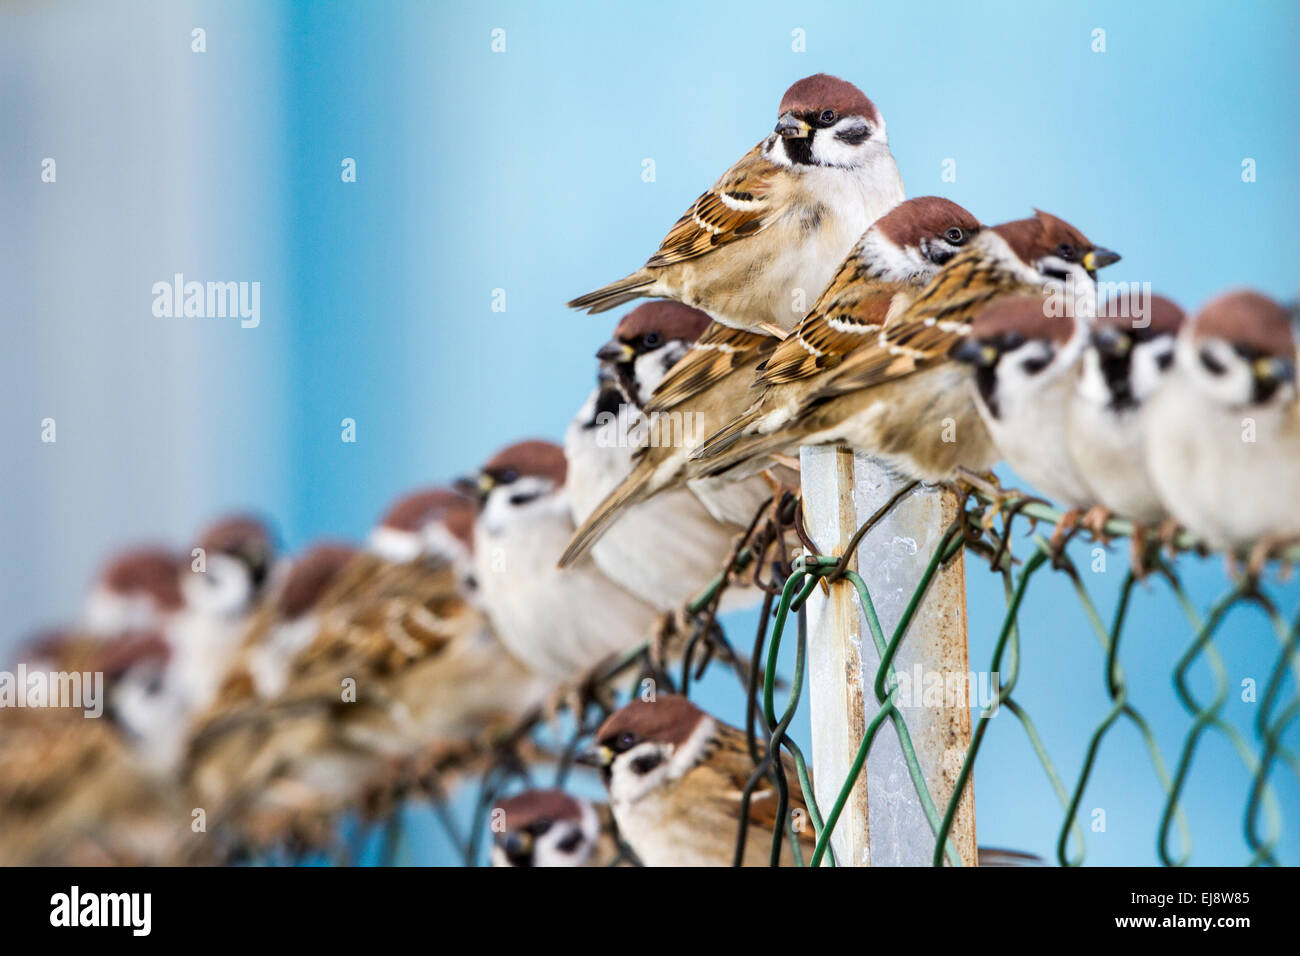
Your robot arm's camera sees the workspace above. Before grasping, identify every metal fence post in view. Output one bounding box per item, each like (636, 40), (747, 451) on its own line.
(802, 445), (977, 865)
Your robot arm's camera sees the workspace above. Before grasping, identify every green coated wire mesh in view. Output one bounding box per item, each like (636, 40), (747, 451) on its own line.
(745, 488), (1300, 867)
(453, 486), (1298, 867)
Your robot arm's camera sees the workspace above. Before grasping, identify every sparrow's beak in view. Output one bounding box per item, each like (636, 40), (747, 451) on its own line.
(1253, 355), (1296, 386)
(774, 111), (812, 139)
(575, 745), (614, 768)
(1090, 326), (1131, 356)
(951, 339), (999, 368)
(596, 339), (635, 363)
(1082, 248), (1121, 272)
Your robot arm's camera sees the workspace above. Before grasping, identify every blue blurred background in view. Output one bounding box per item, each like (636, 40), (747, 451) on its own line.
(2, 0), (1297, 865)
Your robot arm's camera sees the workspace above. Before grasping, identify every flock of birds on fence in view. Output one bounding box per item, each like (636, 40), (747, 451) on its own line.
(4, 73), (1298, 867)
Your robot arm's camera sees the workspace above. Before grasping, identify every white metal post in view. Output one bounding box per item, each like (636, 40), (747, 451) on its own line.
(802, 445), (977, 866)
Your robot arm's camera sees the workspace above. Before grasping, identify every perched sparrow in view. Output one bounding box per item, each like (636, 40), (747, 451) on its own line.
(368, 487), (476, 583)
(0, 630), (186, 865)
(565, 301), (766, 609)
(1066, 294), (1186, 524)
(691, 210), (1120, 484)
(183, 540), (360, 842)
(1144, 290), (1300, 553)
(228, 541), (358, 702)
(569, 74), (905, 336)
(280, 488), (549, 758)
(82, 546), (184, 636)
(691, 196), (984, 461)
(78, 518), (277, 776)
(490, 789), (620, 867)
(579, 694), (814, 866)
(951, 294), (1093, 508)
(186, 484), (551, 853)
(472, 440), (661, 682)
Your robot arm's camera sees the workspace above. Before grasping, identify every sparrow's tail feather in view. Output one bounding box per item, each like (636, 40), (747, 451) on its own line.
(567, 272), (655, 314)
(690, 429), (798, 481)
(558, 461), (656, 568)
(976, 847), (1046, 867)
(689, 406), (765, 463)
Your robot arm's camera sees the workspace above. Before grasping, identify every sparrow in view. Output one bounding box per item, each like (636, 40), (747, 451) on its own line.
(281, 488), (549, 761)
(951, 293), (1095, 509)
(564, 301), (767, 610)
(689, 210), (1120, 485)
(471, 440), (662, 683)
(187, 491), (550, 854)
(691, 196), (984, 462)
(490, 789), (621, 867)
(0, 630), (186, 865)
(183, 540), (361, 847)
(1066, 294), (1187, 526)
(1144, 290), (1300, 555)
(558, 315), (801, 567)
(82, 546), (184, 637)
(578, 694), (815, 866)
(569, 73), (905, 336)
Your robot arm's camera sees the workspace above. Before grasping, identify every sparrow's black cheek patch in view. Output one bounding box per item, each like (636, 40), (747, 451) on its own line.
(630, 752), (664, 775)
(975, 365), (1001, 419)
(835, 126), (870, 145)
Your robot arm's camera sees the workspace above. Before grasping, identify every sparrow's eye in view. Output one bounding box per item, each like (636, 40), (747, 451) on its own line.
(944, 228), (966, 245)
(642, 332), (662, 348)
(1020, 355), (1051, 375)
(1199, 348), (1228, 376)
(555, 830), (584, 854)
(497, 468), (519, 484)
(532, 818), (552, 836)
(819, 109), (837, 125)
(616, 731), (637, 751)
(1056, 244), (1079, 262)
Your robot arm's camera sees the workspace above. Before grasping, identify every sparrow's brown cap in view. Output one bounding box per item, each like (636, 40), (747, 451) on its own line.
(99, 547), (184, 611)
(198, 516), (274, 566)
(13, 628), (94, 670)
(1096, 293), (1185, 335)
(1193, 290), (1296, 357)
(277, 542), (357, 619)
(876, 196), (982, 249)
(779, 73), (879, 124)
(94, 630), (171, 682)
(612, 301), (711, 346)
(992, 210), (1104, 266)
(967, 294), (1076, 346)
(378, 488), (477, 550)
(481, 440), (567, 488)
(594, 694), (706, 748)
(494, 789), (586, 829)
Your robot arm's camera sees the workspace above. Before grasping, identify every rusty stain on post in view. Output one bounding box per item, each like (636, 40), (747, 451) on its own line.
(803, 446), (976, 866)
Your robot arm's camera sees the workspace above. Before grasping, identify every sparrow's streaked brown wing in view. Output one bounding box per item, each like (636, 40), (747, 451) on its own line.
(280, 557), (466, 706)
(0, 708), (177, 865)
(645, 322), (777, 414)
(812, 249), (1025, 400)
(757, 268), (909, 386)
(645, 146), (783, 269)
(707, 720), (816, 853)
